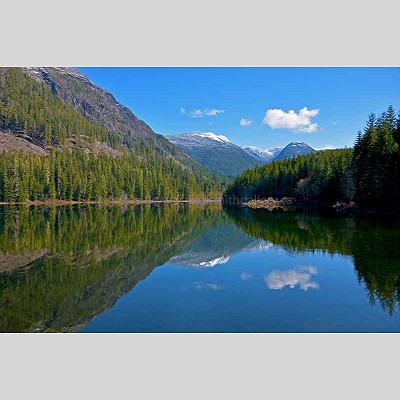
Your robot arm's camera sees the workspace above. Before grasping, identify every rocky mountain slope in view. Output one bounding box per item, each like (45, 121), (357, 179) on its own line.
(22, 67), (188, 158)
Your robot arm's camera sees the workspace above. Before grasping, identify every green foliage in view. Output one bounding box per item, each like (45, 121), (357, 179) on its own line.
(0, 149), (222, 202)
(353, 106), (400, 209)
(225, 148), (354, 203)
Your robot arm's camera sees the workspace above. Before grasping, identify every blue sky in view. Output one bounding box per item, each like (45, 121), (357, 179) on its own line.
(77, 67), (400, 149)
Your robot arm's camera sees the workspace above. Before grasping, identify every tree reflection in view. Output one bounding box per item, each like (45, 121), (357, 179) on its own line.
(227, 207), (400, 314)
(0, 204), (221, 332)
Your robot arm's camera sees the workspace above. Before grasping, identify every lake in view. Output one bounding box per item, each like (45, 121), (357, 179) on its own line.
(1, 204), (400, 333)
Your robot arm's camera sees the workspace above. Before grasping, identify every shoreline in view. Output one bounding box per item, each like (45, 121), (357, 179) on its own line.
(229, 198), (400, 218)
(0, 198), (222, 206)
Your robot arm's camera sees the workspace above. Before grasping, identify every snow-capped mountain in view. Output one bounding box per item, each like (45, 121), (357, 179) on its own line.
(167, 131), (230, 145)
(242, 146), (283, 162)
(274, 141), (317, 160)
(165, 132), (318, 177)
(166, 132), (260, 177)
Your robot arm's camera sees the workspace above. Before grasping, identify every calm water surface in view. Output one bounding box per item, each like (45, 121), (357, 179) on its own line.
(1, 204), (400, 332)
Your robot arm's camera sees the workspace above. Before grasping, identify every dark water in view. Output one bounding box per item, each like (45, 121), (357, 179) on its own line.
(1, 204), (400, 332)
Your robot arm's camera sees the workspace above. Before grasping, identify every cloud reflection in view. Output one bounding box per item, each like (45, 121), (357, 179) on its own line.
(193, 281), (224, 291)
(266, 266), (319, 291)
(240, 273), (253, 281)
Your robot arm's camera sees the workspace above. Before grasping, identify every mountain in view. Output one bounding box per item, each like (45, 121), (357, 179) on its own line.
(0, 68), (223, 202)
(22, 67), (189, 158)
(242, 145), (282, 163)
(166, 132), (318, 177)
(274, 142), (316, 160)
(166, 132), (260, 177)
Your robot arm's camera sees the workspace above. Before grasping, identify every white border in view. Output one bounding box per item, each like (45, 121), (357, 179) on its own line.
(3, 1), (400, 66)
(2, 333), (400, 399)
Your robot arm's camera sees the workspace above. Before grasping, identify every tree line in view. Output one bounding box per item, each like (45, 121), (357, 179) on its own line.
(225, 148), (354, 203)
(225, 106), (400, 211)
(0, 149), (221, 202)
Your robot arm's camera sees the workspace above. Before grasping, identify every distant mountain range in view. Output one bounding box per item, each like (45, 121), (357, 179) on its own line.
(166, 132), (319, 177)
(166, 132), (260, 177)
(242, 145), (283, 163)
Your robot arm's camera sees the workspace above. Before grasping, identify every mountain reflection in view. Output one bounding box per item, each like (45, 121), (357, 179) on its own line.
(167, 220), (270, 268)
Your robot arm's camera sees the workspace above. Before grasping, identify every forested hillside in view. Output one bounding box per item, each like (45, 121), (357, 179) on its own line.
(0, 68), (223, 202)
(225, 149), (354, 203)
(225, 106), (400, 211)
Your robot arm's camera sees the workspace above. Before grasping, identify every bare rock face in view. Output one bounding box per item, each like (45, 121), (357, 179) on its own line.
(0, 132), (49, 156)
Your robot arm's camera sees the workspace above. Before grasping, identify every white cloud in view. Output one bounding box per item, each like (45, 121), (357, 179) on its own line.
(189, 108), (225, 118)
(240, 118), (253, 127)
(180, 107), (186, 114)
(265, 266), (319, 291)
(191, 109), (204, 118)
(298, 123), (318, 133)
(263, 107), (319, 133)
(205, 109), (225, 116)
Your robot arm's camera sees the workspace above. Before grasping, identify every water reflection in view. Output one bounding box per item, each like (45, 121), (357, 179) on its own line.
(265, 266), (319, 291)
(240, 273), (253, 281)
(225, 207), (400, 314)
(167, 221), (266, 268)
(1, 204), (400, 332)
(0, 204), (222, 332)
